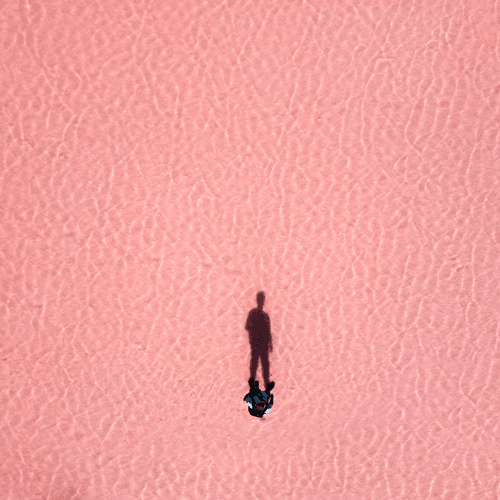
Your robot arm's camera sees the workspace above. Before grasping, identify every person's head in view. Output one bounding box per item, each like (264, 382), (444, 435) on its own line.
(256, 291), (265, 309)
(255, 401), (267, 412)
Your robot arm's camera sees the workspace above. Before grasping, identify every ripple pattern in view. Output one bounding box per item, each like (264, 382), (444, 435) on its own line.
(1, 0), (500, 499)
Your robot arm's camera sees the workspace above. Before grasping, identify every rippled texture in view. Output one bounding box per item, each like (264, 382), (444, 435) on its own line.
(1, 0), (500, 499)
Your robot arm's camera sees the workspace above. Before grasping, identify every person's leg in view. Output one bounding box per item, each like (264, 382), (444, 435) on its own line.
(261, 349), (270, 388)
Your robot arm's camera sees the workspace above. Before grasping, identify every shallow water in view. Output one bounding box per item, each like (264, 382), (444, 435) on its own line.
(1, 0), (500, 499)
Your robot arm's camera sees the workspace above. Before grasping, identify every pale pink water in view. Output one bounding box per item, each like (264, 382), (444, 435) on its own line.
(1, 0), (500, 499)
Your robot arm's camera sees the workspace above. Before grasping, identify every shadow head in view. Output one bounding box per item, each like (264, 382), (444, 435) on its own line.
(256, 291), (265, 309)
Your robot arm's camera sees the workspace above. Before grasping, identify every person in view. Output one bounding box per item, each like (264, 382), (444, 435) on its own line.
(245, 291), (274, 388)
(244, 378), (275, 418)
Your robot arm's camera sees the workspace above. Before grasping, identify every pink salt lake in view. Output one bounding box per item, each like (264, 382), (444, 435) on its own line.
(1, 1), (500, 499)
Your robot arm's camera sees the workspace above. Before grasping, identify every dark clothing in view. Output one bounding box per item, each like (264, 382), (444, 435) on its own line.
(244, 381), (274, 418)
(246, 308), (273, 387)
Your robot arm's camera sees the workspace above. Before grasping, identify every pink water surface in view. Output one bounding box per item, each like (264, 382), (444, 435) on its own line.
(2, 0), (500, 498)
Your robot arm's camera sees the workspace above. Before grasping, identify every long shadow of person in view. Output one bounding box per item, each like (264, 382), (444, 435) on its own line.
(245, 291), (274, 391)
